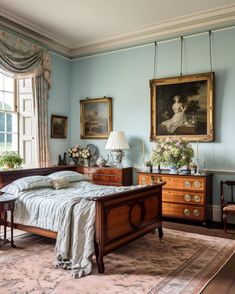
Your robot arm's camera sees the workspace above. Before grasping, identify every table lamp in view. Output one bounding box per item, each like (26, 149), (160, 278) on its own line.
(105, 131), (129, 167)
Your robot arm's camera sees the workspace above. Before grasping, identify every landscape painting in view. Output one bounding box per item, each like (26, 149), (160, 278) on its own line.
(80, 97), (112, 139)
(150, 72), (214, 142)
(51, 115), (68, 138)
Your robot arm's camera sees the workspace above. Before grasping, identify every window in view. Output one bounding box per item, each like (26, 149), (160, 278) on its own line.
(0, 73), (18, 152)
(0, 73), (36, 167)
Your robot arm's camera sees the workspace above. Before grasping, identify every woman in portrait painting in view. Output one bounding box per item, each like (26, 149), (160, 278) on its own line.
(161, 95), (186, 133)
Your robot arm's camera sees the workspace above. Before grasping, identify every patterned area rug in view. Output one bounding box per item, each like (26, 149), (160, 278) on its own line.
(0, 228), (234, 294)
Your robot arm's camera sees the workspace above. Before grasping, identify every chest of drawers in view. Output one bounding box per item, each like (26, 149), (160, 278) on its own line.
(76, 166), (133, 186)
(137, 172), (212, 223)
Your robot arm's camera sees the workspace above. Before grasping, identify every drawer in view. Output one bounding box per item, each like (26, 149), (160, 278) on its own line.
(92, 174), (122, 183)
(161, 176), (205, 191)
(92, 175), (110, 182)
(138, 174), (162, 185)
(96, 169), (122, 175)
(163, 190), (205, 204)
(162, 202), (205, 221)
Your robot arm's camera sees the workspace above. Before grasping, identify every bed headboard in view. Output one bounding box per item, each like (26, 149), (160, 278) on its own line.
(0, 165), (77, 188)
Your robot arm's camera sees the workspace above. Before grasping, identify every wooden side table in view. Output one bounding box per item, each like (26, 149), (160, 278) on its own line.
(76, 166), (133, 186)
(0, 195), (17, 247)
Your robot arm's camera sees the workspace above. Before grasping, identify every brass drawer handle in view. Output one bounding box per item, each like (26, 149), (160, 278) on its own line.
(193, 195), (201, 202)
(184, 194), (192, 202)
(193, 209), (200, 217)
(184, 208), (190, 216)
(184, 181), (191, 188)
(141, 176), (146, 184)
(194, 181), (201, 189)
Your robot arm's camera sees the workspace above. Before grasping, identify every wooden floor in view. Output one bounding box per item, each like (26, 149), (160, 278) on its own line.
(164, 220), (235, 294)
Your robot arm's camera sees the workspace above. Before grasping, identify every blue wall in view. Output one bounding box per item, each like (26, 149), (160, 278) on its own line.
(48, 53), (71, 165)
(69, 27), (235, 220)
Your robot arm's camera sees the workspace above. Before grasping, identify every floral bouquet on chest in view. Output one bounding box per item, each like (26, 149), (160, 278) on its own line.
(68, 145), (91, 166)
(151, 138), (194, 173)
(80, 147), (91, 166)
(68, 145), (82, 165)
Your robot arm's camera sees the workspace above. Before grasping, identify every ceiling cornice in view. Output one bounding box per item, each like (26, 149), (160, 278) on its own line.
(0, 15), (72, 57)
(71, 4), (235, 57)
(1, 4), (235, 59)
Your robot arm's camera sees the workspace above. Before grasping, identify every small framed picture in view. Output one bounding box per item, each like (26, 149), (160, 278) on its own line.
(51, 115), (68, 138)
(149, 72), (215, 142)
(80, 97), (112, 139)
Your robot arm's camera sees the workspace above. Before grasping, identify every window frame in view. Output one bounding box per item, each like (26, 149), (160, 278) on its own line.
(0, 76), (19, 153)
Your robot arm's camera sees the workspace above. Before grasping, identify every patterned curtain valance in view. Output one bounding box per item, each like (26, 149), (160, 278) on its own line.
(0, 30), (51, 89)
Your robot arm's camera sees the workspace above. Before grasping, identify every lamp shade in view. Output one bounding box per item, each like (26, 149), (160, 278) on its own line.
(105, 131), (129, 150)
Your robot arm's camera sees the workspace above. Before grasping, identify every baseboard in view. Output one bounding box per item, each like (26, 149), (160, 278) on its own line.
(207, 204), (221, 222)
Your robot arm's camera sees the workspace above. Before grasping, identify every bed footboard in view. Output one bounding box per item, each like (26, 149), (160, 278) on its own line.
(92, 183), (164, 273)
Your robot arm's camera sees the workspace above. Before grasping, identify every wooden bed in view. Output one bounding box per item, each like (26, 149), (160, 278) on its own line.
(0, 166), (164, 273)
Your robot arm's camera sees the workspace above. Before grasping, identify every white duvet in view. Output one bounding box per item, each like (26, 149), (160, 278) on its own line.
(10, 180), (136, 277)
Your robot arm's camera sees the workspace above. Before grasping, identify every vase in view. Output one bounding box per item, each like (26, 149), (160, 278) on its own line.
(83, 158), (90, 167)
(4, 163), (15, 169)
(72, 158), (79, 165)
(169, 166), (178, 174)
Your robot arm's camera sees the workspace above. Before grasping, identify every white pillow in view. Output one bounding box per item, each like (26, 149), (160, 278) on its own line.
(0, 175), (52, 196)
(48, 170), (90, 183)
(50, 177), (69, 190)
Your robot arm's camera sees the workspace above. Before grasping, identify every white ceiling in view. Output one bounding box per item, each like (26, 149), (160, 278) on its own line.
(1, 0), (235, 56)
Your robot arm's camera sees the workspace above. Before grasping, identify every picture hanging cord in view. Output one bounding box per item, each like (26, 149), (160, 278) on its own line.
(180, 36), (183, 76)
(153, 41), (157, 79)
(209, 30), (213, 72)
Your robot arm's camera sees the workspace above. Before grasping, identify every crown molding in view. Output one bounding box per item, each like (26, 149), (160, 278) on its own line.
(0, 9), (73, 48)
(1, 4), (235, 58)
(0, 15), (72, 57)
(71, 4), (235, 57)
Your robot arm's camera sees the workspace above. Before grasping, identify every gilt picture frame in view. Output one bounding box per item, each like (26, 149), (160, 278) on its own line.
(51, 115), (68, 139)
(150, 72), (215, 142)
(80, 97), (112, 139)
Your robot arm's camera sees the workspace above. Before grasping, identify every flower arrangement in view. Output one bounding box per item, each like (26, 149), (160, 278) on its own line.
(80, 147), (91, 159)
(0, 151), (24, 169)
(68, 145), (91, 164)
(151, 138), (194, 170)
(68, 145), (81, 160)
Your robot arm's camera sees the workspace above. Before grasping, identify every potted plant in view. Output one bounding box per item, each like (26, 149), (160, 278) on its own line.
(0, 151), (24, 169)
(151, 138), (194, 173)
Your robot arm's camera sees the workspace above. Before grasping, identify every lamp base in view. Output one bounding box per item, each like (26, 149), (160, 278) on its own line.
(110, 150), (124, 167)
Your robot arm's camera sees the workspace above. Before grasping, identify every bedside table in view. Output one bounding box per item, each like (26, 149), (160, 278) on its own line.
(0, 195), (17, 247)
(76, 166), (133, 186)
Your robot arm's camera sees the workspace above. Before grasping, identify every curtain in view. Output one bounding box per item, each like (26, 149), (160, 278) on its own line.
(0, 30), (51, 167)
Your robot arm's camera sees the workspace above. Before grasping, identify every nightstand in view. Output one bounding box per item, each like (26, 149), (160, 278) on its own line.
(76, 166), (133, 186)
(0, 195), (17, 247)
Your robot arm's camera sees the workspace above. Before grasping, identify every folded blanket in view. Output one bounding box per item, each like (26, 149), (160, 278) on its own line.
(55, 197), (96, 278)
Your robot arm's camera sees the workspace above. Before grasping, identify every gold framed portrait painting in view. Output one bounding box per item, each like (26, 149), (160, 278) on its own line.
(150, 72), (215, 142)
(80, 97), (112, 139)
(51, 115), (68, 139)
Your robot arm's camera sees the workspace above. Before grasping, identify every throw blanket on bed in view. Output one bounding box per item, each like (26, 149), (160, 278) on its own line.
(54, 182), (136, 278)
(55, 197), (96, 278)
